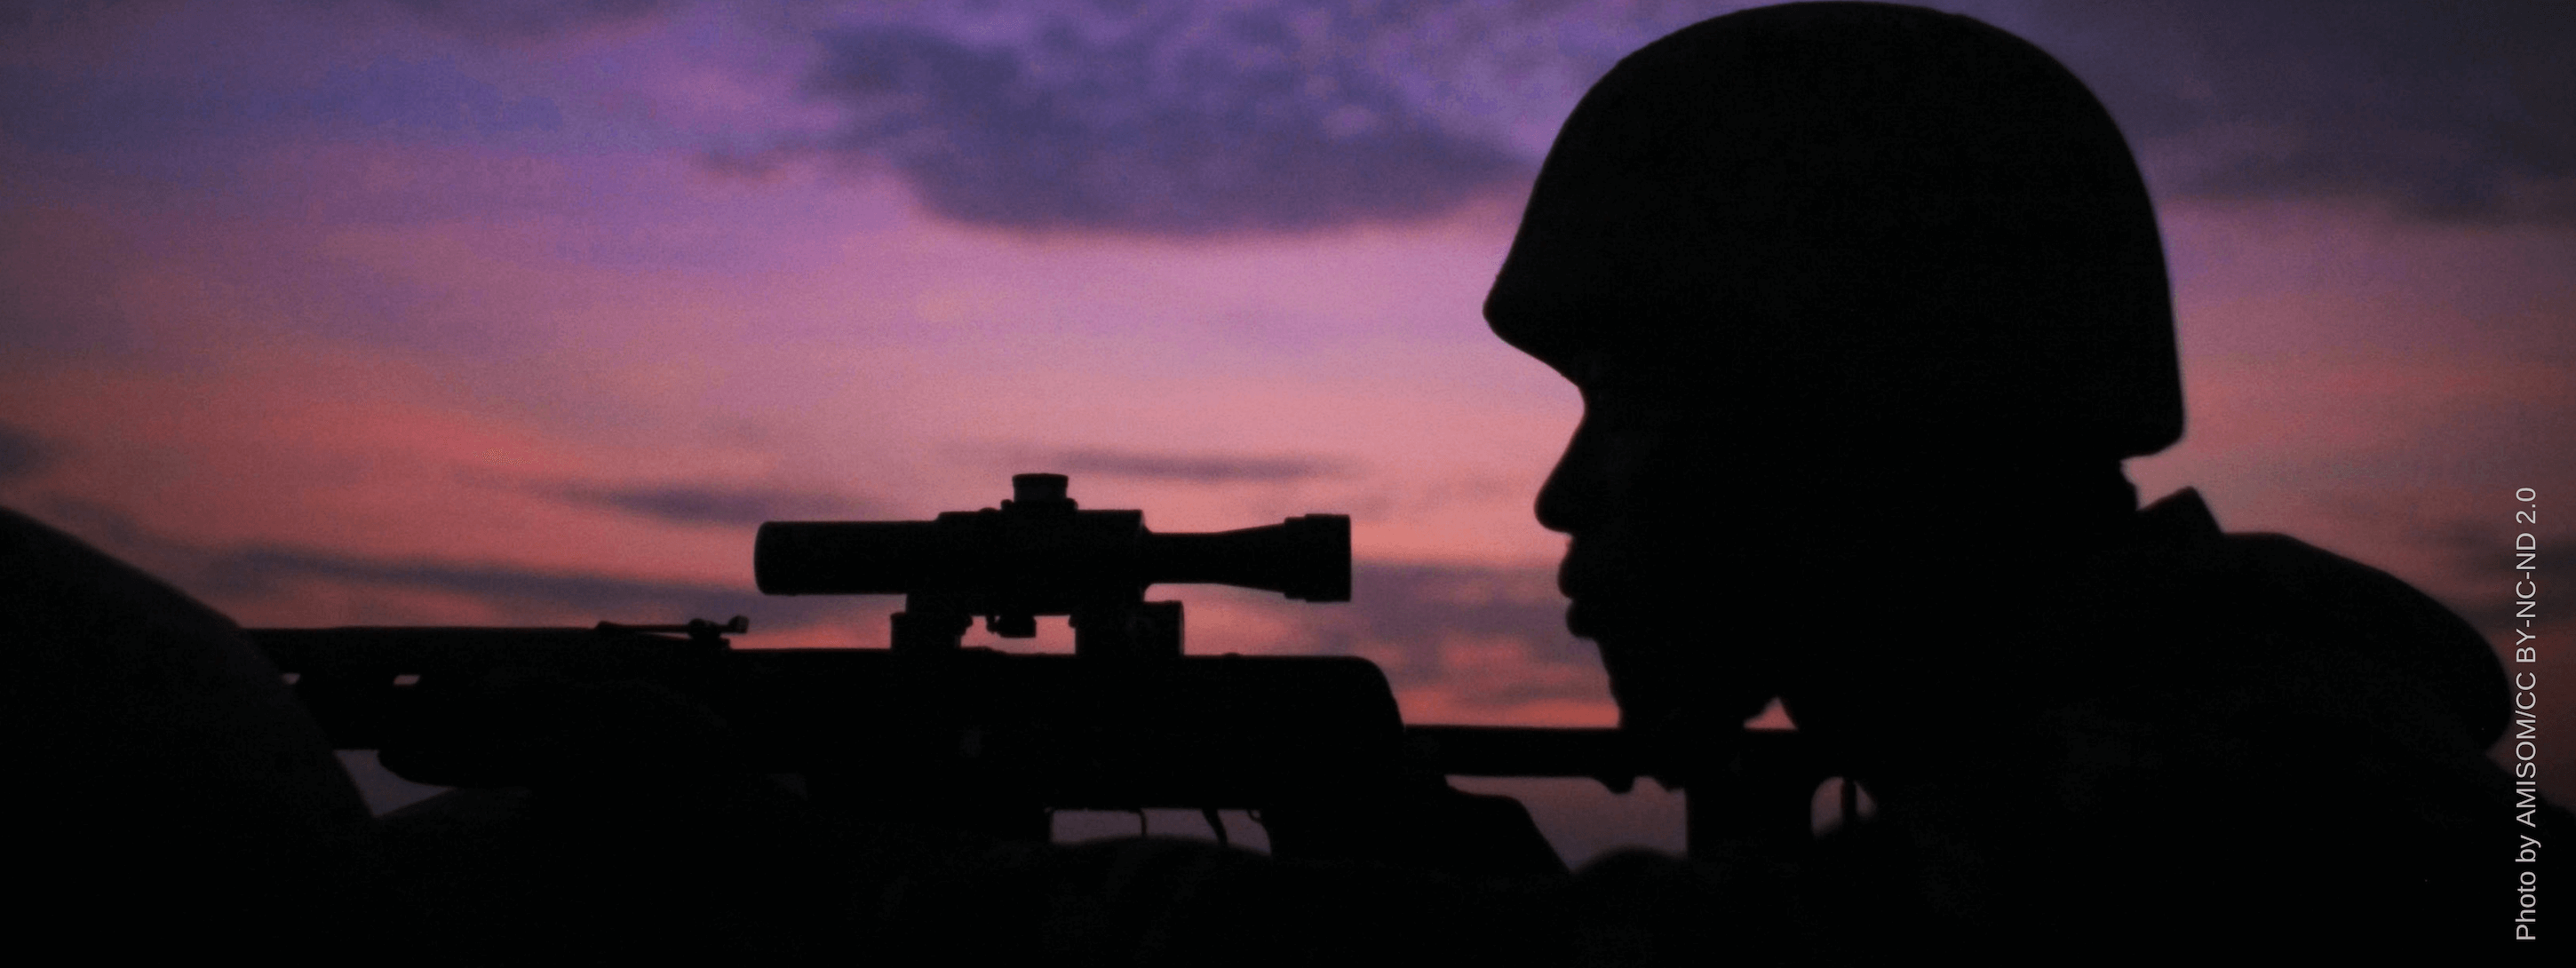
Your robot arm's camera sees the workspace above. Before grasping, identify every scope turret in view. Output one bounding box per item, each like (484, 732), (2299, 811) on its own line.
(755, 474), (1349, 657)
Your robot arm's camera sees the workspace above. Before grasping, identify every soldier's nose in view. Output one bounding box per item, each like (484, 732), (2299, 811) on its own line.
(1535, 419), (1598, 535)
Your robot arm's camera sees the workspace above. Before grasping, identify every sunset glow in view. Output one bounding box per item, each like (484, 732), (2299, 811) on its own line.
(5, 0), (2568, 861)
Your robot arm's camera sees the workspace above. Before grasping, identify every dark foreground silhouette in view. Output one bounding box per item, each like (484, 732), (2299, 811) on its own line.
(4, 3), (2563, 963)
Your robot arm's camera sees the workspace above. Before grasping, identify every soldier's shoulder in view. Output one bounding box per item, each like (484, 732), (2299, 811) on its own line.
(2128, 487), (2507, 749)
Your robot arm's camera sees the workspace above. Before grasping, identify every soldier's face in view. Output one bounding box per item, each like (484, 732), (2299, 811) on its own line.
(1499, 320), (1781, 744)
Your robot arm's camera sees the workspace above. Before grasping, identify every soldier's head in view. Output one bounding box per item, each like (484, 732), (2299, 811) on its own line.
(1486, 4), (2181, 741)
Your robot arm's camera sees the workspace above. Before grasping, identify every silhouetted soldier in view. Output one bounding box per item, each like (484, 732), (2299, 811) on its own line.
(10, 4), (2563, 964)
(1486, 1), (2560, 958)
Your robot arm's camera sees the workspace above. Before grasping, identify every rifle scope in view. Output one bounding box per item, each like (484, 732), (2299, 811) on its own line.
(754, 473), (1349, 605)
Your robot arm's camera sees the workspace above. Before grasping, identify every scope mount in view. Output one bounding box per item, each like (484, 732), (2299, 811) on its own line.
(755, 473), (1349, 660)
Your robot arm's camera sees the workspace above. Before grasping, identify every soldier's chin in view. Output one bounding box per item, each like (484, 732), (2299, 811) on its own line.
(1565, 595), (1669, 642)
(1585, 625), (1775, 738)
(1585, 630), (1690, 728)
(1564, 599), (1601, 639)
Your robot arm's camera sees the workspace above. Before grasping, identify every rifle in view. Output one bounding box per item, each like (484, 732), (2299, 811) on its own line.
(253, 474), (1826, 857)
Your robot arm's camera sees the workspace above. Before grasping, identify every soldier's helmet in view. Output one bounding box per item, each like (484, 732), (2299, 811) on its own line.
(1487, 2), (2182, 460)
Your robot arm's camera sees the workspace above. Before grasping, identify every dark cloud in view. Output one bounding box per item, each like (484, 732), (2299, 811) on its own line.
(784, 0), (2576, 233)
(20, 1), (2566, 234)
(201, 543), (875, 632)
(0, 0), (149, 31)
(0, 424), (54, 480)
(1347, 562), (1586, 665)
(0, 46), (561, 159)
(21, 496), (886, 635)
(20, 496), (199, 584)
(2000, 0), (2576, 223)
(1284, 562), (1599, 711)
(1053, 448), (1341, 484)
(380, 0), (676, 40)
(799, 4), (1528, 234)
(547, 482), (872, 527)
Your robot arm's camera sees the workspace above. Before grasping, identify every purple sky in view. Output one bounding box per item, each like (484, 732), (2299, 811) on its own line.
(4, 0), (2570, 862)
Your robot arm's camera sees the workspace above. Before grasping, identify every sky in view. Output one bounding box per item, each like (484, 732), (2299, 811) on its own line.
(3, 0), (2571, 864)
